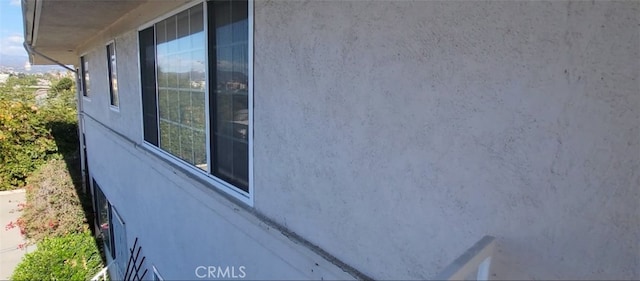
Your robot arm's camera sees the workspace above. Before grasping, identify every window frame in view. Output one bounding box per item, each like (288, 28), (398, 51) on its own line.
(92, 179), (115, 259)
(106, 40), (120, 109)
(110, 206), (127, 278)
(136, 0), (254, 206)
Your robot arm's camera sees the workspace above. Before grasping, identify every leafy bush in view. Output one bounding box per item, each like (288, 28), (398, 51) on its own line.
(11, 231), (103, 281)
(42, 84), (78, 156)
(46, 77), (77, 122)
(18, 159), (88, 242)
(0, 74), (78, 190)
(52, 77), (73, 93)
(0, 100), (58, 190)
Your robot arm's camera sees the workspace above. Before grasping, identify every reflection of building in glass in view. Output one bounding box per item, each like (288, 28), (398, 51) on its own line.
(225, 81), (247, 90)
(190, 80), (206, 90)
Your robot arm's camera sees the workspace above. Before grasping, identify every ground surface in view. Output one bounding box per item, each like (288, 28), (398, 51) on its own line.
(0, 189), (35, 280)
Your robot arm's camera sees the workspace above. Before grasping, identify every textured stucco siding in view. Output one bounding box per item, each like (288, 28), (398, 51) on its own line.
(80, 30), (143, 143)
(76, 0), (639, 280)
(253, 1), (639, 280)
(79, 28), (357, 280)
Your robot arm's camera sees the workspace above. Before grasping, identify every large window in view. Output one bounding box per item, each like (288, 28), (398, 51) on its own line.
(107, 42), (119, 107)
(140, 0), (250, 194)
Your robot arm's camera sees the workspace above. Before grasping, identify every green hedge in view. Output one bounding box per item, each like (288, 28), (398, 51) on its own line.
(0, 100), (57, 190)
(0, 75), (78, 191)
(19, 159), (88, 242)
(11, 231), (103, 281)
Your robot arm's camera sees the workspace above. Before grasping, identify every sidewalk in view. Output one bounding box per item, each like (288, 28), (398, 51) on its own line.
(0, 189), (34, 280)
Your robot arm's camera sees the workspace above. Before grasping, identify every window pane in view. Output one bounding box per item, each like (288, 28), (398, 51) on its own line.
(180, 125), (194, 163)
(155, 3), (206, 167)
(139, 27), (158, 145)
(168, 90), (179, 122)
(194, 130), (207, 170)
(159, 120), (170, 148)
(93, 181), (113, 258)
(192, 91), (206, 129)
(231, 0), (248, 43)
(107, 43), (119, 107)
(209, 0), (249, 192)
(158, 89), (169, 119)
(176, 10), (190, 51)
(111, 209), (127, 276)
(81, 56), (90, 96)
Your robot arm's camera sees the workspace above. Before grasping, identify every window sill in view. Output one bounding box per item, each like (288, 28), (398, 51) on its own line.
(139, 141), (252, 206)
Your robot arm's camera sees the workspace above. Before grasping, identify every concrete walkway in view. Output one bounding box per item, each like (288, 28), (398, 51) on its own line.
(0, 189), (33, 279)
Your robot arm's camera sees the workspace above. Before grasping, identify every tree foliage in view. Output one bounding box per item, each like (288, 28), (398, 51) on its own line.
(0, 74), (77, 190)
(0, 100), (57, 189)
(52, 77), (73, 93)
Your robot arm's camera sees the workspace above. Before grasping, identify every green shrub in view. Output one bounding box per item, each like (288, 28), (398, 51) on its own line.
(45, 78), (77, 124)
(18, 159), (88, 242)
(0, 100), (58, 190)
(11, 231), (103, 281)
(52, 77), (73, 93)
(0, 74), (78, 190)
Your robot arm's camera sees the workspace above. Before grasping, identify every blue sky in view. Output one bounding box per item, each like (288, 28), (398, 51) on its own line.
(0, 0), (28, 58)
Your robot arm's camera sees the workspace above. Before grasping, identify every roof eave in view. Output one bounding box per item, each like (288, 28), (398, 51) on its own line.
(21, 0), (36, 64)
(21, 0), (190, 66)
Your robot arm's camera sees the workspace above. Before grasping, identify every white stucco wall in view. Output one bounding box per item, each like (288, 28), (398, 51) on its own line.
(80, 28), (358, 280)
(253, 1), (639, 280)
(76, 0), (638, 280)
(83, 120), (358, 280)
(80, 30), (144, 144)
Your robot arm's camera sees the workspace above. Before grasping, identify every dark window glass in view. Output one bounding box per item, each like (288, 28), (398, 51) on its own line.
(107, 42), (119, 107)
(81, 56), (90, 97)
(209, 0), (249, 191)
(140, 27), (159, 145)
(93, 180), (114, 259)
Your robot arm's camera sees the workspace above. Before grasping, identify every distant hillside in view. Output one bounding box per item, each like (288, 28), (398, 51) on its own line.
(0, 54), (28, 69)
(0, 54), (67, 73)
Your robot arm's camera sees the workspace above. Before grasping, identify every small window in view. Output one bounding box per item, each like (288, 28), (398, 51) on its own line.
(81, 55), (90, 97)
(107, 42), (119, 107)
(76, 67), (83, 96)
(93, 180), (114, 259)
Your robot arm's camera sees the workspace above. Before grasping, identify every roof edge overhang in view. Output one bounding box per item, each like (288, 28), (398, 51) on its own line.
(22, 0), (190, 66)
(22, 0), (37, 64)
(22, 0), (86, 66)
